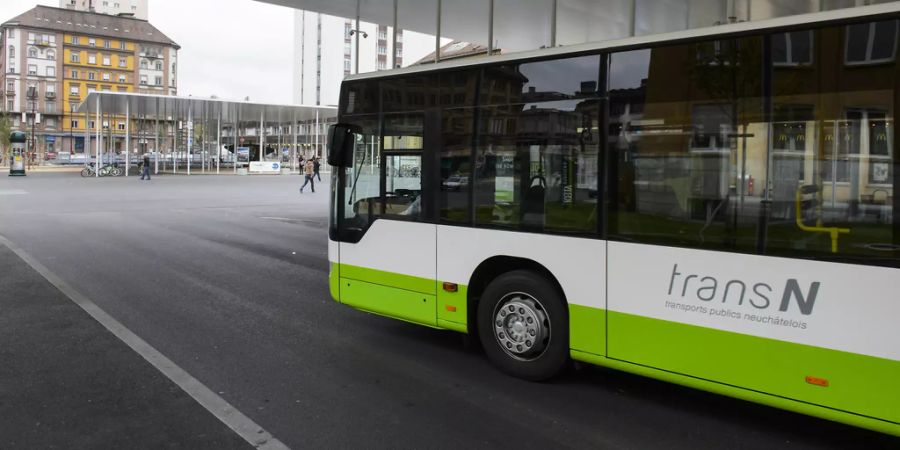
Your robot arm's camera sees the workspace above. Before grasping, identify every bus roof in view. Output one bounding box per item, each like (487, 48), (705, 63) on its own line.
(345, 2), (900, 82)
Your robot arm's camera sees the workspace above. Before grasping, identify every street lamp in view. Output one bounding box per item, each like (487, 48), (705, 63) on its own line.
(26, 86), (37, 169)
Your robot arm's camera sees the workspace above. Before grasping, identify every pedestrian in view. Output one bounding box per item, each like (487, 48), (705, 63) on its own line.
(299, 158), (315, 193)
(140, 153), (151, 180)
(313, 157), (321, 181)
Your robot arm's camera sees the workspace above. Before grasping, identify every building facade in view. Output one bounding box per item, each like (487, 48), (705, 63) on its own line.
(0, 5), (177, 161)
(60, 0), (149, 21)
(292, 10), (436, 106)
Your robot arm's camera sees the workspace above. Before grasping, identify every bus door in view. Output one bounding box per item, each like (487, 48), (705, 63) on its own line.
(336, 112), (438, 326)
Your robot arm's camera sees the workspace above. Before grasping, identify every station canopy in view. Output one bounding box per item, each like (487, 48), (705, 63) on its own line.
(75, 91), (335, 122)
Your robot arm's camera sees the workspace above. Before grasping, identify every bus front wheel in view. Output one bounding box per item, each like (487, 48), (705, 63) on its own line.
(477, 270), (568, 381)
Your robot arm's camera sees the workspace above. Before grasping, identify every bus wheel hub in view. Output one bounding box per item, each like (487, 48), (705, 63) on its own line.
(494, 293), (548, 358)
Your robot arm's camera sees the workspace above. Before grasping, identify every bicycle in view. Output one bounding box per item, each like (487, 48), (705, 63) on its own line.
(80, 163), (122, 177)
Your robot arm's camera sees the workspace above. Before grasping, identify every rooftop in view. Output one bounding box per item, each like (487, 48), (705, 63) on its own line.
(2, 5), (179, 49)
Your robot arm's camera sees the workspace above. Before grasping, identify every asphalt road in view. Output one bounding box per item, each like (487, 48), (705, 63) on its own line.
(0, 171), (896, 449)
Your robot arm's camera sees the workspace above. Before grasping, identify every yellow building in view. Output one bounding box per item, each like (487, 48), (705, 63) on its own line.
(1, 5), (179, 160)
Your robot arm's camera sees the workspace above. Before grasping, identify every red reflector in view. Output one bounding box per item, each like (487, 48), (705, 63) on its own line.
(445, 305), (457, 312)
(442, 282), (458, 293)
(805, 376), (829, 387)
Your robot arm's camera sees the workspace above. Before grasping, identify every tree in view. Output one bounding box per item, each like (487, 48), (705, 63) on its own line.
(0, 112), (11, 159)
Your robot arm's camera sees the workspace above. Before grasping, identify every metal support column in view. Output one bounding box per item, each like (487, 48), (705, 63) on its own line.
(550, 0), (557, 47)
(488, 0), (494, 55)
(187, 103), (193, 175)
(95, 96), (100, 178)
(216, 108), (221, 174)
(259, 110), (265, 162)
(234, 106), (240, 174)
(355, 0), (361, 74)
(154, 98), (159, 174)
(391, 0), (398, 69)
(435, 0), (442, 63)
(292, 111), (297, 173)
(125, 100), (130, 176)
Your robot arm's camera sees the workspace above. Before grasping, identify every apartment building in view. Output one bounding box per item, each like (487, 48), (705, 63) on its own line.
(1, 5), (177, 160)
(60, 0), (149, 21)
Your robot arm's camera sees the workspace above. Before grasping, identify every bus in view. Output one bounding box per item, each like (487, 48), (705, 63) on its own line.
(326, 4), (899, 436)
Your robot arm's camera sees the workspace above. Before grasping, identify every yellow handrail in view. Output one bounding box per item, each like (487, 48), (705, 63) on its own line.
(795, 188), (850, 253)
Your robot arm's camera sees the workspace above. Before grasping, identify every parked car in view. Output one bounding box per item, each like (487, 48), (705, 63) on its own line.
(442, 176), (469, 191)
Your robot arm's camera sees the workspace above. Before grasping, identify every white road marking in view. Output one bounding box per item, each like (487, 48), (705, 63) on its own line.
(0, 189), (28, 195)
(0, 234), (290, 450)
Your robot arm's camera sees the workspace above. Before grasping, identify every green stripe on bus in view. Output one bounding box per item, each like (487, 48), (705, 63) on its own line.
(338, 263), (436, 295)
(329, 262), (340, 302)
(601, 310), (900, 428)
(574, 350), (900, 437)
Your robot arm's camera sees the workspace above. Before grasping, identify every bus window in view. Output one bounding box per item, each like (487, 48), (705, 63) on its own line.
(472, 55), (601, 235)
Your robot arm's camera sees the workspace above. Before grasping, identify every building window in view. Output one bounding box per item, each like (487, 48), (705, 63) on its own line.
(47, 50), (55, 60)
(8, 45), (14, 58)
(155, 61), (162, 70)
(5, 80), (14, 92)
(119, 56), (127, 68)
(69, 35), (76, 44)
(46, 84), (55, 94)
(846, 20), (899, 65)
(118, 74), (126, 83)
(71, 119), (79, 129)
(46, 66), (55, 77)
(102, 73), (110, 81)
(28, 65), (37, 75)
(45, 102), (56, 114)
(28, 47), (38, 58)
(88, 72), (96, 80)
(70, 85), (79, 95)
(71, 70), (78, 78)
(102, 55), (111, 66)
(88, 38), (95, 47)
(117, 122), (126, 131)
(119, 41), (126, 50)
(71, 53), (80, 63)
(88, 54), (96, 64)
(140, 75), (147, 85)
(154, 76), (162, 86)
(7, 29), (13, 39)
(140, 59), (148, 69)
(104, 40), (110, 49)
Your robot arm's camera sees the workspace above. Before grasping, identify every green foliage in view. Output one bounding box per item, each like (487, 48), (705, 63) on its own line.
(0, 112), (11, 153)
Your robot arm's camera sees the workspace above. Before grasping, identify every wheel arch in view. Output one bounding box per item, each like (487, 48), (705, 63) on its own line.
(466, 255), (567, 336)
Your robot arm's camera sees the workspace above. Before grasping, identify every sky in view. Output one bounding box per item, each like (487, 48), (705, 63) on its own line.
(4, 0), (296, 104)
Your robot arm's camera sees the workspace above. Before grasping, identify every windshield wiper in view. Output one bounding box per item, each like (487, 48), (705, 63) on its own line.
(348, 143), (367, 205)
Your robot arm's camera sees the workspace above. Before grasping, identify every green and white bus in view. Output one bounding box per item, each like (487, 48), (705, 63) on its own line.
(327, 4), (900, 436)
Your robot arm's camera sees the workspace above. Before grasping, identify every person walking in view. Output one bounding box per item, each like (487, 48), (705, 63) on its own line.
(140, 154), (151, 180)
(313, 157), (321, 181)
(299, 158), (315, 193)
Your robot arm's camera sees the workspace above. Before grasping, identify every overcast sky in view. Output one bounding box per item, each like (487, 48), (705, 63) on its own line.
(5, 0), (295, 104)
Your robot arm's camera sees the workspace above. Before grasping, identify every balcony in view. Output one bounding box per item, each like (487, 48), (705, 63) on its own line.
(5, 89), (14, 96)
(46, 91), (56, 100)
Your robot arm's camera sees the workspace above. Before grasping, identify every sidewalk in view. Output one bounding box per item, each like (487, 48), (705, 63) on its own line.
(0, 244), (250, 449)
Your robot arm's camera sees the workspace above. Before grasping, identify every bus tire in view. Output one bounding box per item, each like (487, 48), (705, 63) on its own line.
(477, 270), (568, 381)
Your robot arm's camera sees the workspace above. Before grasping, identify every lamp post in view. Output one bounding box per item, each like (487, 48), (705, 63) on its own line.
(26, 86), (37, 169)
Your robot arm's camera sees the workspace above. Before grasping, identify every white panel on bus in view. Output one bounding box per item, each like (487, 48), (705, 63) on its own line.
(339, 220), (437, 282)
(607, 241), (900, 361)
(437, 226), (606, 310)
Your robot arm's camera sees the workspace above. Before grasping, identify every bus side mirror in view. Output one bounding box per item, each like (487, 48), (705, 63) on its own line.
(327, 124), (358, 167)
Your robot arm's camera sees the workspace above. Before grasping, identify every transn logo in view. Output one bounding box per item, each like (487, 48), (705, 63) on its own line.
(667, 264), (820, 315)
